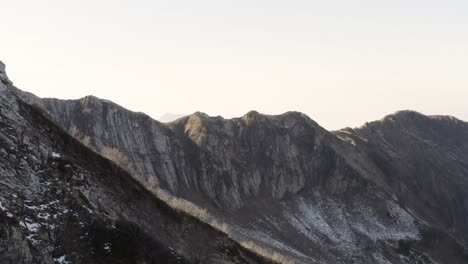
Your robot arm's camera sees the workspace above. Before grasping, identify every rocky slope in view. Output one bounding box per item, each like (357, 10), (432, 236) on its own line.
(0, 63), (272, 263)
(335, 111), (468, 249)
(5, 60), (468, 263)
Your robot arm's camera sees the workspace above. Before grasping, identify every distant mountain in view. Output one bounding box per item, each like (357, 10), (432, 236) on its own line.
(4, 60), (468, 263)
(159, 112), (185, 123)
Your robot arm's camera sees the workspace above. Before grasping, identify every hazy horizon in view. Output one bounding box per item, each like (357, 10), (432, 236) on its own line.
(2, 0), (467, 129)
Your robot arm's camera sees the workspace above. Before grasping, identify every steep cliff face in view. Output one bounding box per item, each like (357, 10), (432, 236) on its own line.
(0, 62), (271, 264)
(6, 61), (468, 263)
(28, 96), (335, 210)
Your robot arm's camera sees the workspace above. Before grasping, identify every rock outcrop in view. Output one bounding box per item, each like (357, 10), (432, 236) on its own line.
(4, 60), (468, 263)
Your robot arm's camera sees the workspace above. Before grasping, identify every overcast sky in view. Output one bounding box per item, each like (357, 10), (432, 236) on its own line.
(1, 0), (467, 129)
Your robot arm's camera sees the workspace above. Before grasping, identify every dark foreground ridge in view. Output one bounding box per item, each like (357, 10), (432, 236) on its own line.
(3, 60), (468, 263)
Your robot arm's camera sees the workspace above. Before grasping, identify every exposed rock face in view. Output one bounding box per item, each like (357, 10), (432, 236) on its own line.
(0, 63), (270, 263)
(18, 97), (338, 210)
(5, 60), (468, 263)
(335, 111), (468, 249)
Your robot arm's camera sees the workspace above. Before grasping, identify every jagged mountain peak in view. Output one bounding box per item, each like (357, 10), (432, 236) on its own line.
(359, 110), (465, 130)
(171, 112), (224, 134)
(241, 110), (308, 122)
(387, 110), (430, 123)
(187, 111), (213, 122)
(356, 110), (426, 129)
(76, 95), (123, 114)
(79, 94), (116, 105)
(171, 110), (324, 137)
(240, 110), (276, 127)
(355, 110), (468, 143)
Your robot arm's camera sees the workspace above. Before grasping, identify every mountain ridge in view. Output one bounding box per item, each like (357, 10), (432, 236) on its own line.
(2, 60), (468, 263)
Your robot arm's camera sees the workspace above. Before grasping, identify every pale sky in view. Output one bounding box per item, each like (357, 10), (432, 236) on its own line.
(1, 0), (467, 129)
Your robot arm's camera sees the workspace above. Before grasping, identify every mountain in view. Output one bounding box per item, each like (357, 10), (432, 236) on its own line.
(159, 113), (186, 123)
(3, 60), (468, 263)
(336, 111), (468, 246)
(0, 62), (272, 263)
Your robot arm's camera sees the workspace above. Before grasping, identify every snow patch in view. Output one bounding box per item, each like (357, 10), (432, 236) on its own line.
(26, 234), (40, 245)
(53, 255), (70, 264)
(104, 242), (112, 253)
(25, 204), (48, 211)
(38, 212), (51, 220)
(0, 201), (6, 211)
(25, 222), (41, 232)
